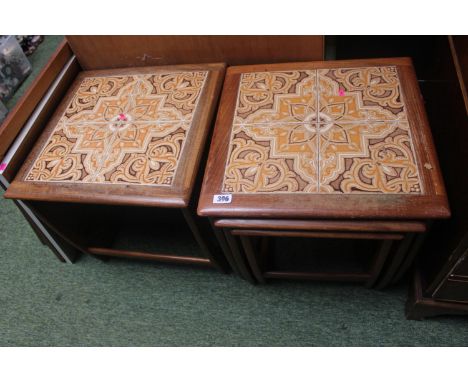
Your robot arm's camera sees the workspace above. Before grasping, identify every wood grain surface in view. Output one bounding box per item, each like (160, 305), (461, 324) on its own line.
(198, 58), (450, 219)
(6, 63), (225, 207)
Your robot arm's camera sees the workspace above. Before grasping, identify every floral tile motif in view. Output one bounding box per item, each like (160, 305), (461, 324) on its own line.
(222, 66), (423, 194)
(223, 123), (318, 193)
(25, 71), (208, 186)
(318, 67), (406, 122)
(234, 71), (317, 125)
(318, 121), (421, 193)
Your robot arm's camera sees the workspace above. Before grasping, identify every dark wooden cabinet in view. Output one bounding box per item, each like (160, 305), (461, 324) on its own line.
(405, 36), (468, 319)
(331, 35), (468, 318)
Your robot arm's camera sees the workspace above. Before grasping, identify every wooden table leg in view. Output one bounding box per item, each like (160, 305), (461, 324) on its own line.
(239, 235), (265, 284)
(181, 208), (229, 273)
(223, 228), (256, 283)
(392, 232), (427, 284)
(365, 239), (394, 288)
(1, 183), (78, 263)
(375, 233), (416, 289)
(25, 201), (88, 260)
(209, 218), (240, 275)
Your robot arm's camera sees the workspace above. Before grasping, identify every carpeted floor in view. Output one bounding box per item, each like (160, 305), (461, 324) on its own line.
(1, 191), (468, 346)
(1, 36), (467, 347)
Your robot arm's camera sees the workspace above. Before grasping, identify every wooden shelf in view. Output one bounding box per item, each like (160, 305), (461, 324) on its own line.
(263, 271), (370, 282)
(88, 246), (213, 266)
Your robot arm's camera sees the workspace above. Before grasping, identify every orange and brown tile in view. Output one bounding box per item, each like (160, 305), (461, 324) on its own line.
(25, 71), (208, 186)
(318, 121), (421, 193)
(223, 123), (318, 193)
(234, 71), (317, 125)
(222, 66), (422, 194)
(318, 66), (407, 122)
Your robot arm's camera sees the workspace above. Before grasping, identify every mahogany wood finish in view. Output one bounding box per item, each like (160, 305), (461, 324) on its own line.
(88, 247), (213, 266)
(209, 219), (240, 274)
(199, 58), (447, 286)
(222, 228), (256, 283)
(181, 207), (228, 272)
(198, 59), (449, 220)
(0, 36), (324, 270)
(231, 229), (405, 241)
(366, 240), (394, 287)
(391, 231), (428, 284)
(6, 63), (226, 207)
(227, 224), (410, 286)
(66, 36), (324, 70)
(0, 181), (60, 260)
(26, 201), (91, 254)
(239, 235), (264, 282)
(215, 219), (427, 233)
(237, 233), (392, 285)
(2, 60), (229, 271)
(1, 36), (324, 269)
(263, 271), (370, 282)
(375, 233), (416, 289)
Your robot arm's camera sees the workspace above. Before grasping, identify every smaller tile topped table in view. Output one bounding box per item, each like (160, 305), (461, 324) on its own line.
(198, 58), (450, 286)
(6, 63), (230, 271)
(8, 64), (223, 206)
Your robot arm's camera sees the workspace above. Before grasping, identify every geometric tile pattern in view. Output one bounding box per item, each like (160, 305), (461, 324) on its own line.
(25, 71), (208, 186)
(222, 66), (422, 194)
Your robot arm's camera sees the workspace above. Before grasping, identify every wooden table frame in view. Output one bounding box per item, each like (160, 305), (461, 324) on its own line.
(198, 58), (450, 221)
(26, 199), (231, 272)
(0, 41), (81, 263)
(216, 219), (427, 287)
(0, 36), (324, 267)
(198, 58), (448, 286)
(3, 60), (232, 272)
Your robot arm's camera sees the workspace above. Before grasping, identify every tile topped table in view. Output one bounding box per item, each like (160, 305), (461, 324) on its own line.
(6, 63), (232, 271)
(7, 64), (224, 207)
(198, 58), (450, 285)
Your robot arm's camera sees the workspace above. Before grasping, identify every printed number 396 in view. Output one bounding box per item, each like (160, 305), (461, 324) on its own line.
(213, 194), (232, 204)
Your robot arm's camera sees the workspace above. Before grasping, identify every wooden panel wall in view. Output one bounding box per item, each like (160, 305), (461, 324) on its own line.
(66, 35), (324, 70)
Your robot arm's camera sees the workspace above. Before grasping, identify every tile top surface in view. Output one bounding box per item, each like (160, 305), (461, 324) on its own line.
(25, 70), (208, 186)
(222, 66), (422, 194)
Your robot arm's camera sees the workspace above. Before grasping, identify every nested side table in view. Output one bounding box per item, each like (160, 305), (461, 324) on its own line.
(5, 63), (233, 272)
(198, 58), (450, 286)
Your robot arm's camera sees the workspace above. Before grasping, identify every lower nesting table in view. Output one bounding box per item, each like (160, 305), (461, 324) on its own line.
(5, 63), (230, 272)
(198, 58), (450, 287)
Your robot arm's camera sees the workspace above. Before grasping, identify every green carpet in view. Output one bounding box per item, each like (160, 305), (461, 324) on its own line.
(1, 36), (467, 346)
(1, 193), (468, 346)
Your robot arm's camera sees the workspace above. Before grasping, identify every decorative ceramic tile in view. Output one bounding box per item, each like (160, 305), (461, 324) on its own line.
(25, 71), (208, 186)
(318, 121), (421, 193)
(222, 66), (422, 194)
(234, 71), (317, 125)
(318, 67), (407, 122)
(223, 123), (318, 193)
